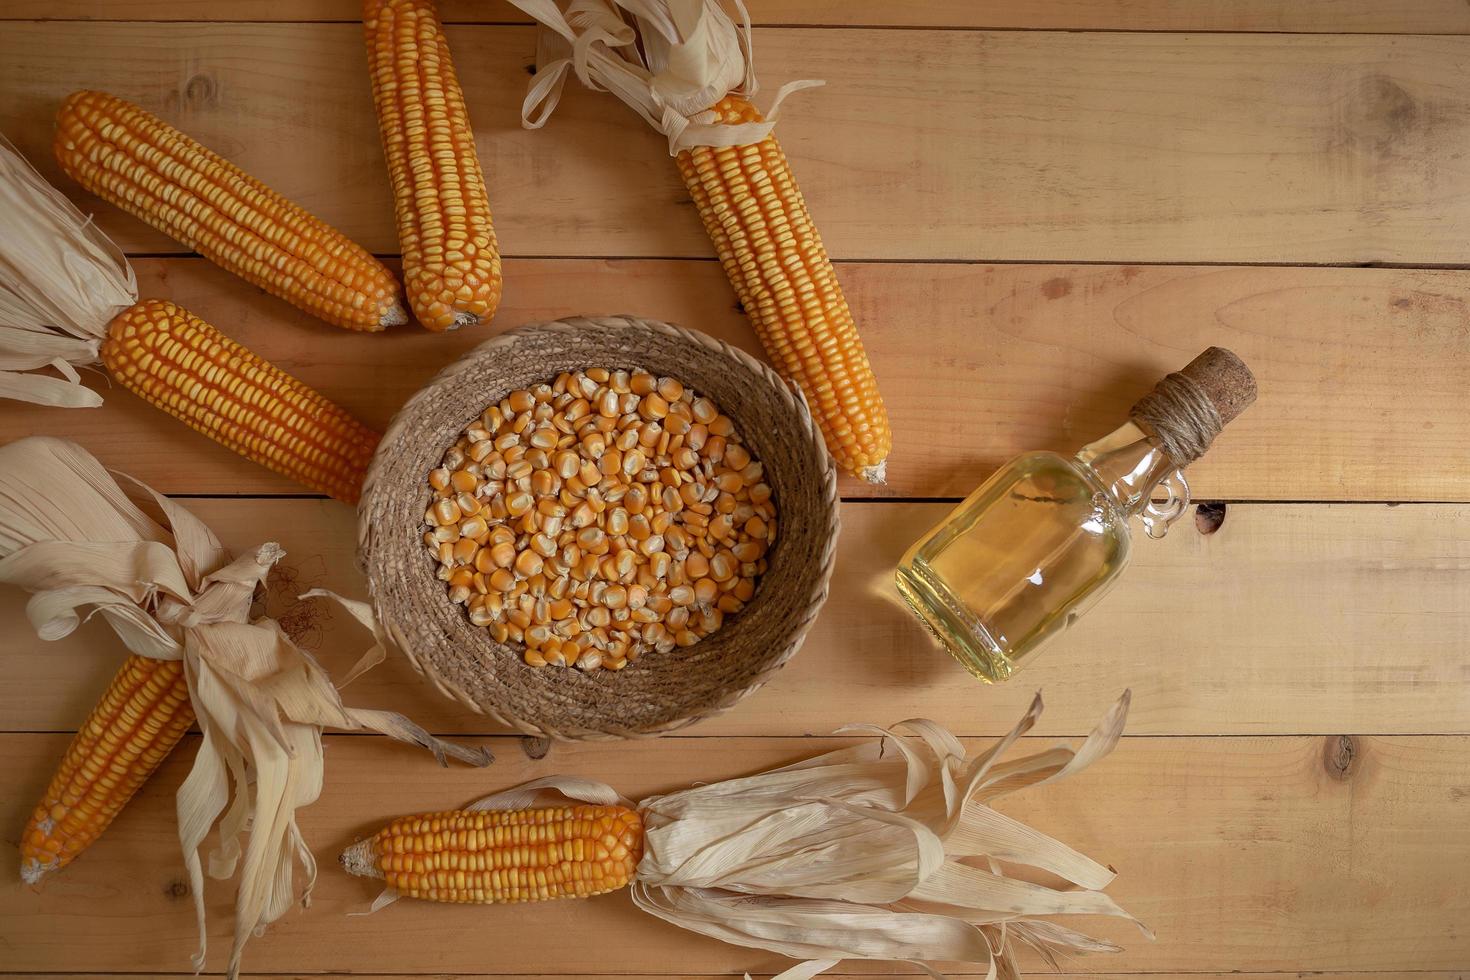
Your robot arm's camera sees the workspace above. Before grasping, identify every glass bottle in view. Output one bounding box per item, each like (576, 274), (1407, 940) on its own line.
(896, 347), (1257, 682)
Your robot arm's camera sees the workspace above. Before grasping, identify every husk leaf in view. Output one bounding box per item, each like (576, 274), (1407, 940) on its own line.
(0, 437), (491, 979)
(629, 691), (1147, 976)
(0, 133), (136, 407)
(504, 0), (822, 153)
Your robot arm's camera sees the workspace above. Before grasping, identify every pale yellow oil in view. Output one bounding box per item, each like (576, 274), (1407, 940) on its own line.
(896, 452), (1131, 682)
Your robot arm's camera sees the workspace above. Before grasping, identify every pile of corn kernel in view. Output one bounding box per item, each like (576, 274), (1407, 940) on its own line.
(423, 368), (777, 672)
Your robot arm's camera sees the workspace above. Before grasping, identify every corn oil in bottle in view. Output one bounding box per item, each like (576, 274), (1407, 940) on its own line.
(896, 347), (1257, 682)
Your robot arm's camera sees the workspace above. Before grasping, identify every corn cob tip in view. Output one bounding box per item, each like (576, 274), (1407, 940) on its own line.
(382, 302), (409, 328)
(340, 838), (381, 880)
(861, 461), (887, 485)
(21, 812), (57, 885)
(20, 857), (50, 885)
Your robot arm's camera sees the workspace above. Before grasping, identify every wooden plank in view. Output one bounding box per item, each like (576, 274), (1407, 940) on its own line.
(3, 259), (1468, 503)
(5, 24), (1470, 264)
(6, 0), (1470, 33)
(3, 732), (1466, 974)
(5, 498), (1468, 738)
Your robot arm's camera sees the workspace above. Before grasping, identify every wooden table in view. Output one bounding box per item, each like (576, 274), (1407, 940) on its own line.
(3, 2), (1469, 978)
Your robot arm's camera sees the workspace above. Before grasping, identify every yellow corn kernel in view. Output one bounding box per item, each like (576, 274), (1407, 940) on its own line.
(21, 655), (194, 883)
(54, 90), (405, 332)
(363, 0), (502, 331)
(675, 96), (891, 482)
(101, 299), (381, 504)
(341, 805), (644, 904)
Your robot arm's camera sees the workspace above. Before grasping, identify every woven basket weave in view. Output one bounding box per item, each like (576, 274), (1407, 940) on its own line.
(357, 315), (840, 740)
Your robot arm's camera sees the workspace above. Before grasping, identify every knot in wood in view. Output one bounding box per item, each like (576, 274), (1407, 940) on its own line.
(1338, 75), (1419, 153)
(1323, 734), (1357, 781)
(1194, 501), (1227, 535)
(183, 73), (220, 110)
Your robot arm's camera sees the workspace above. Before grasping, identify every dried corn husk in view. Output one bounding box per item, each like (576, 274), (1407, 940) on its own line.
(0, 134), (135, 407)
(0, 436), (491, 980)
(506, 0), (822, 153)
(354, 693), (1146, 979)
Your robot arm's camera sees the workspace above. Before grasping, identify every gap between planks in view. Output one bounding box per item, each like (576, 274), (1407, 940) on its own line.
(13, 730), (1469, 741)
(7, 20), (1470, 36)
(7, 974), (1466, 979)
(6, 0), (1470, 33)
(153, 495), (1470, 506)
(103, 250), (1470, 270)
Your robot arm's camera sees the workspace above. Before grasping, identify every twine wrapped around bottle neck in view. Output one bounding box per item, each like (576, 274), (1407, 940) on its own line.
(1129, 372), (1222, 467)
(1129, 346), (1258, 467)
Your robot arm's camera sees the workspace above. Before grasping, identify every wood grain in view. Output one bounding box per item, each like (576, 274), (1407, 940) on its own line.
(3, 258), (1468, 502)
(5, 24), (1470, 264)
(7, 0), (1470, 33)
(4, 498), (1467, 739)
(3, 732), (1465, 974)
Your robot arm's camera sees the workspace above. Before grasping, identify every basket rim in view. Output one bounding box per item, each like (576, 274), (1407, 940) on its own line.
(356, 313), (841, 740)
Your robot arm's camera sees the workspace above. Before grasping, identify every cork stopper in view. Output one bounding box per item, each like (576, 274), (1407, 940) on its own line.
(1174, 346), (1257, 426)
(1129, 347), (1257, 466)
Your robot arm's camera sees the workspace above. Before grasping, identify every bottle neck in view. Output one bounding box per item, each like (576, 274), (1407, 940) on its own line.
(1074, 420), (1179, 518)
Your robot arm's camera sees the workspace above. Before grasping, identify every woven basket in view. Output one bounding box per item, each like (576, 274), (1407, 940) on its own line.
(357, 315), (840, 740)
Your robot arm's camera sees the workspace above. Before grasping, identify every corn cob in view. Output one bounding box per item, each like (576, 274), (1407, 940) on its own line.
(101, 299), (381, 504)
(341, 805), (644, 903)
(54, 90), (406, 332)
(21, 655), (194, 884)
(363, 0), (503, 331)
(675, 96), (891, 482)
